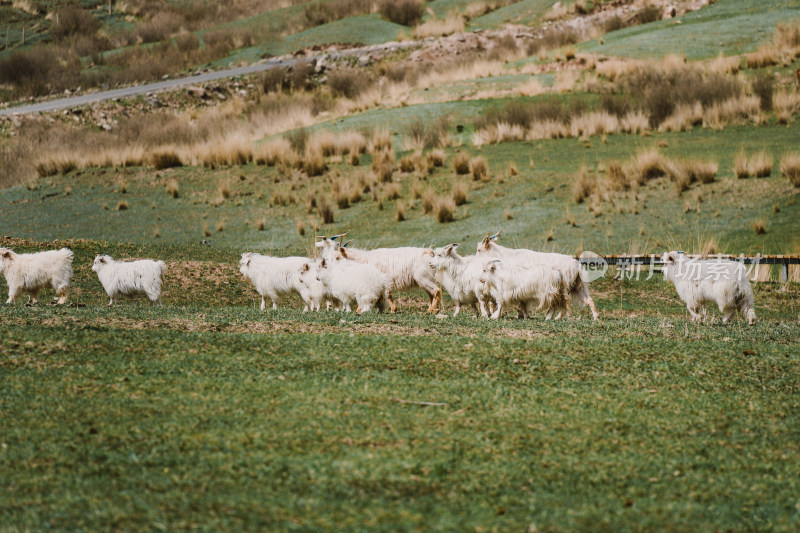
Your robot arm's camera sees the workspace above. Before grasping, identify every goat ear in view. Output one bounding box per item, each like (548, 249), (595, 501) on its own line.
(481, 234), (491, 246)
(1, 251), (10, 259)
(666, 252), (677, 264)
(321, 258), (327, 268)
(301, 263), (309, 272)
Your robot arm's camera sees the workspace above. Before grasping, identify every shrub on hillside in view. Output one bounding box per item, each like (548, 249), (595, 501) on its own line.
(781, 153), (800, 187)
(752, 73), (774, 112)
(328, 69), (370, 98)
(51, 6), (100, 42)
(379, 0), (423, 26)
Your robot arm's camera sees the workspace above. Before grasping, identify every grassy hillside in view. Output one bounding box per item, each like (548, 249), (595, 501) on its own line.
(581, 0), (800, 59)
(3, 1), (800, 531)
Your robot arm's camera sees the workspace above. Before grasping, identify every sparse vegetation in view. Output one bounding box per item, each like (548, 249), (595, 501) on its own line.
(434, 196), (455, 223)
(452, 181), (469, 206)
(453, 152), (470, 175)
(470, 156), (488, 181)
(781, 152), (800, 187)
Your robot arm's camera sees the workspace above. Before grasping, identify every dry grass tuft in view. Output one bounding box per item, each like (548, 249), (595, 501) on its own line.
(752, 219), (767, 235)
(399, 155), (417, 173)
(572, 166), (595, 204)
(504, 208), (513, 220)
(422, 189), (436, 214)
(166, 179), (179, 198)
(117, 200), (128, 211)
(383, 182), (401, 201)
(434, 196), (456, 223)
(453, 152), (470, 175)
(412, 12), (464, 38)
(151, 150), (183, 170)
(605, 161), (629, 191)
(303, 147), (328, 177)
(318, 199), (335, 224)
(255, 138), (297, 167)
(780, 152), (800, 187)
(508, 162), (518, 176)
(452, 181), (469, 206)
(370, 129), (393, 154)
(426, 149), (445, 168)
(296, 220), (305, 236)
(396, 202), (406, 221)
(219, 182), (231, 199)
(736, 149), (773, 178)
(470, 156), (488, 181)
(634, 148), (668, 183)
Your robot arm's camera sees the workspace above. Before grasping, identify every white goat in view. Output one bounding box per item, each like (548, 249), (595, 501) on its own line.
(316, 234), (441, 314)
(239, 252), (312, 311)
(0, 247), (73, 304)
(480, 259), (566, 320)
(298, 261), (336, 311)
(476, 231), (599, 320)
(428, 244), (492, 317)
(92, 255), (166, 306)
(314, 257), (390, 313)
(662, 251), (756, 325)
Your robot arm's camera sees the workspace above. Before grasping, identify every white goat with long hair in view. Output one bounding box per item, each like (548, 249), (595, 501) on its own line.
(476, 230), (599, 320)
(92, 255), (166, 306)
(479, 259), (566, 320)
(298, 261), (336, 311)
(239, 252), (313, 311)
(661, 251), (756, 325)
(0, 247), (73, 304)
(428, 243), (492, 317)
(313, 256), (391, 313)
(316, 233), (441, 314)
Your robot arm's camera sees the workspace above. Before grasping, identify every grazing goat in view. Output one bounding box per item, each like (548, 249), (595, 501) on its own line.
(0, 247), (73, 305)
(428, 244), (491, 317)
(480, 260), (566, 320)
(92, 255), (166, 306)
(316, 233), (441, 314)
(662, 251), (756, 325)
(476, 231), (599, 320)
(239, 253), (311, 311)
(314, 257), (390, 313)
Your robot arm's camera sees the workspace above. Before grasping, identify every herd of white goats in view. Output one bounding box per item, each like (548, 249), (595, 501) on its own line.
(0, 231), (758, 324)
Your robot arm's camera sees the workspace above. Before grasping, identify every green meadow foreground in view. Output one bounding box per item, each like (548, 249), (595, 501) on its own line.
(1, 238), (800, 531)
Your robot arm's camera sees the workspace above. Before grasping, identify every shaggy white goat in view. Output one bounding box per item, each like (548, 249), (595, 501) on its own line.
(239, 253), (311, 311)
(476, 231), (599, 320)
(479, 259), (566, 320)
(314, 257), (390, 313)
(661, 251), (756, 325)
(428, 243), (492, 317)
(0, 247), (73, 304)
(298, 261), (336, 311)
(92, 255), (166, 306)
(317, 234), (441, 314)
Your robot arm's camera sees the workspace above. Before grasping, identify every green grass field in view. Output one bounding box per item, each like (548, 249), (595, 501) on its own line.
(1, 238), (799, 530)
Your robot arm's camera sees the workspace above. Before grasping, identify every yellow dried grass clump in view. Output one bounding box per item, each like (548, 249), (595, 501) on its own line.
(735, 149), (773, 179)
(412, 12), (464, 39)
(254, 138), (297, 167)
(780, 152), (800, 187)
